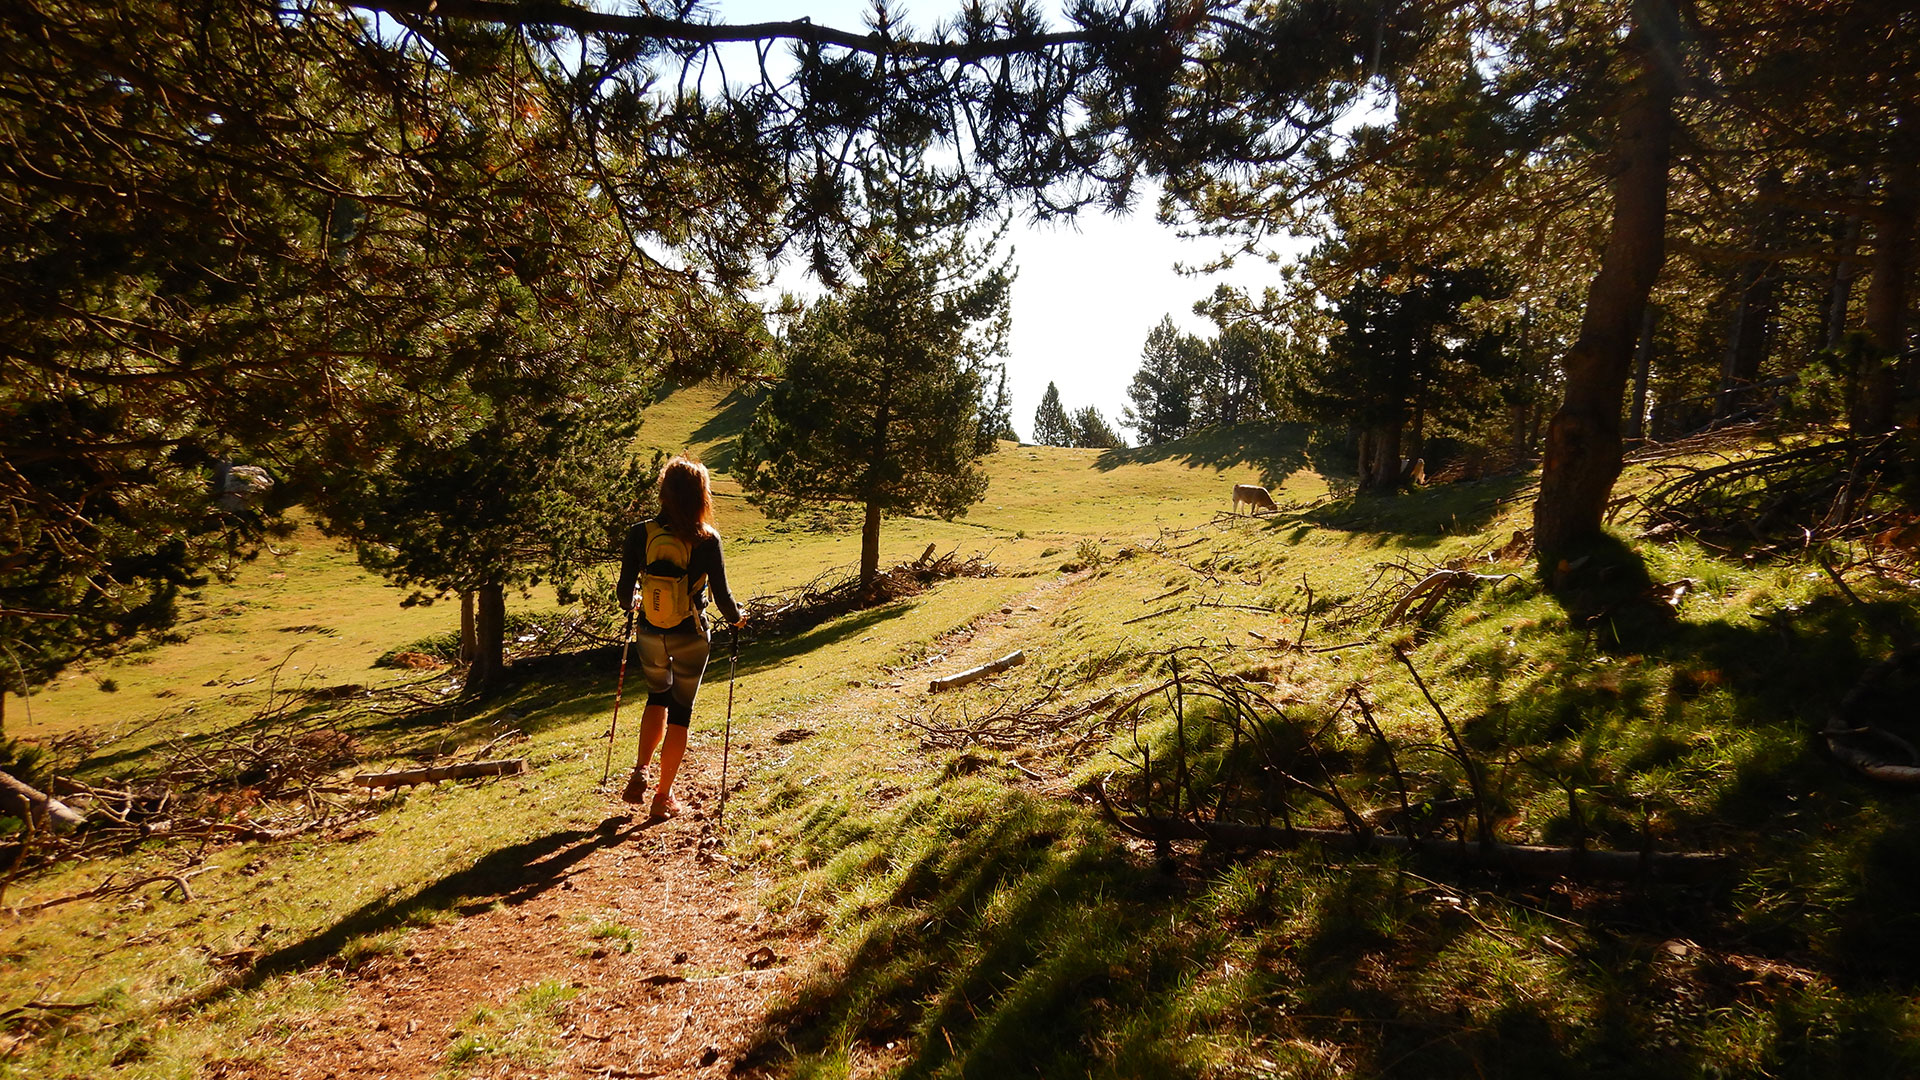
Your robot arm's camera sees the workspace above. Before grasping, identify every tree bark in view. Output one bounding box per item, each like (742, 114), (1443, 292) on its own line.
(859, 501), (882, 593)
(352, 758), (526, 788)
(1825, 182), (1868, 350)
(470, 583), (507, 692)
(1533, 33), (1674, 558)
(1358, 421), (1403, 493)
(459, 591), (477, 664)
(1856, 154), (1917, 432)
(1510, 401), (1534, 462)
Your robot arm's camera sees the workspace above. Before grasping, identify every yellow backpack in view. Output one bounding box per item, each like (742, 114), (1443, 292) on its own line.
(639, 522), (707, 629)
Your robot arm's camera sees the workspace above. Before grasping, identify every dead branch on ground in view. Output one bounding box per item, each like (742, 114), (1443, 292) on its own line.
(1636, 432), (1914, 558)
(1092, 646), (1728, 884)
(0, 771), (85, 832)
(742, 549), (996, 638)
(351, 758), (527, 789)
(928, 650), (1026, 692)
(901, 679), (1174, 759)
(1382, 570), (1521, 626)
(1108, 815), (1730, 882)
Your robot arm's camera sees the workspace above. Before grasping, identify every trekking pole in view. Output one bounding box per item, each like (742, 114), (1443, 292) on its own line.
(718, 623), (738, 828)
(600, 606), (637, 786)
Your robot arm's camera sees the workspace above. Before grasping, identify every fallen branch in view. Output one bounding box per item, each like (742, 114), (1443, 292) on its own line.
(0, 771), (86, 832)
(1825, 730), (1920, 783)
(1124, 604), (1187, 625)
(351, 758), (527, 789)
(1195, 598), (1283, 615)
(1143, 583), (1191, 604)
(0, 999), (96, 1022)
(1115, 816), (1730, 883)
(15, 865), (217, 913)
(743, 551), (997, 639)
(1383, 570), (1518, 626)
(929, 650), (1026, 693)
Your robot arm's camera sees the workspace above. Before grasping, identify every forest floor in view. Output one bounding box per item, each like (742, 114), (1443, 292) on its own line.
(242, 575), (1077, 1080)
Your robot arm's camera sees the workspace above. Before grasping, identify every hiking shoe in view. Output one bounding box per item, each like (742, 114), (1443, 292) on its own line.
(621, 768), (648, 805)
(649, 792), (683, 821)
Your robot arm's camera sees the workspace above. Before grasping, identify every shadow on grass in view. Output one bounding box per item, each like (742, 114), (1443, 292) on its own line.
(740, 785), (1202, 1078)
(1485, 536), (1920, 988)
(1092, 423), (1313, 488)
(489, 594), (913, 686)
(729, 604), (911, 679)
(731, 542), (1920, 1076)
(178, 816), (642, 1010)
(687, 384), (764, 474)
(738, 775), (1902, 1078)
(1296, 472), (1536, 545)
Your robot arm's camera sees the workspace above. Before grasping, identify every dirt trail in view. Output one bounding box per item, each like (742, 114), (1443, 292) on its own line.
(257, 793), (817, 1080)
(254, 574), (1082, 1079)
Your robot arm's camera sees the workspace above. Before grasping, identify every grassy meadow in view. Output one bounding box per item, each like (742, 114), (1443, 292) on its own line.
(6, 383), (1920, 1078)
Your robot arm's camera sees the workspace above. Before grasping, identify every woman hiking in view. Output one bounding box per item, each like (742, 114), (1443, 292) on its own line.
(614, 456), (744, 820)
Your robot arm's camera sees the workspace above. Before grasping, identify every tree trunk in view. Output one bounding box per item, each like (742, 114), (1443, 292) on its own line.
(1627, 303), (1658, 440)
(1533, 32), (1674, 559)
(1717, 171), (1782, 419)
(1826, 189), (1867, 350)
(1856, 154), (1917, 432)
(470, 583), (507, 692)
(1358, 421), (1403, 494)
(459, 590), (477, 664)
(1716, 260), (1774, 418)
(859, 501), (882, 594)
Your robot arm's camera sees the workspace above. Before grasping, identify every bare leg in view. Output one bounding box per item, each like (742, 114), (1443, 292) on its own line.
(634, 704), (668, 768)
(623, 704), (668, 804)
(652, 723), (689, 818)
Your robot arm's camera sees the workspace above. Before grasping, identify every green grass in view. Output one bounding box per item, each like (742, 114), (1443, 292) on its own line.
(439, 979), (579, 1075)
(7, 385), (1920, 1078)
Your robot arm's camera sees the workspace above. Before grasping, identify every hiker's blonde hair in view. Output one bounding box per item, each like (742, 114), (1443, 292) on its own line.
(658, 456), (716, 541)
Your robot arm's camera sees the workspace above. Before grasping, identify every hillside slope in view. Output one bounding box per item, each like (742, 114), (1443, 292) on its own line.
(5, 393), (1920, 1079)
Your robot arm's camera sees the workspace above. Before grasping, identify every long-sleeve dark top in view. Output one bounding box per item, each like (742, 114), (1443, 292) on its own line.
(615, 518), (741, 633)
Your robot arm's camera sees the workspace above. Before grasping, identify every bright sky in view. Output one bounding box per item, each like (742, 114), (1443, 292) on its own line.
(709, 0), (1303, 441)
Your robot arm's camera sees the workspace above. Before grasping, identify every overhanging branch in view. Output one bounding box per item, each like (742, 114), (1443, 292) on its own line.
(347, 0), (1115, 62)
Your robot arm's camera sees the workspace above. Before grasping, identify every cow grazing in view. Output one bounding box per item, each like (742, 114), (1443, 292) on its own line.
(1232, 483), (1278, 515)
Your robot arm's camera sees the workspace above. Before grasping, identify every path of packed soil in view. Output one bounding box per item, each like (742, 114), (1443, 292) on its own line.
(252, 572), (1083, 1079)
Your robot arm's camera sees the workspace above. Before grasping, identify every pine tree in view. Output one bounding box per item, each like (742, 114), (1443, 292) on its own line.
(1070, 406), (1127, 449)
(1286, 261), (1512, 493)
(315, 366), (661, 692)
(738, 135), (1009, 593)
(977, 363), (1019, 449)
(1123, 318), (1198, 445)
(0, 3), (769, 698)
(1032, 382), (1075, 447)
